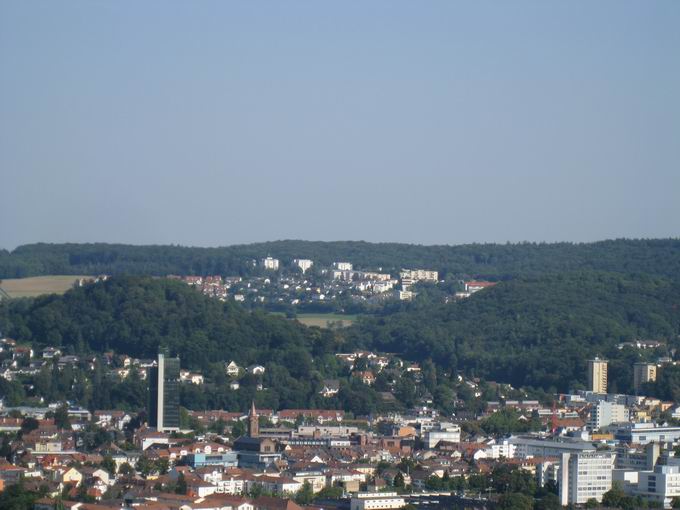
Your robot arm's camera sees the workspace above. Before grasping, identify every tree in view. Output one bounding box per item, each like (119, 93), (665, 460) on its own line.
(118, 462), (134, 476)
(497, 493), (533, 510)
(100, 455), (116, 475)
(295, 482), (314, 504)
(20, 417), (39, 434)
(0, 434), (13, 460)
(0, 481), (45, 510)
(394, 472), (405, 488)
(535, 493), (561, 510)
(175, 473), (188, 495)
(585, 499), (599, 508)
(54, 405), (71, 430)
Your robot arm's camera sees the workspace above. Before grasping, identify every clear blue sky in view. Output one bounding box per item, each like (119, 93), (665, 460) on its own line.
(1, 1), (679, 249)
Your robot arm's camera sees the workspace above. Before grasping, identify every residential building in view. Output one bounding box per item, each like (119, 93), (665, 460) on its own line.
(423, 423), (461, 449)
(225, 361), (241, 377)
(292, 259), (313, 273)
(614, 423), (680, 445)
(262, 257), (280, 270)
(588, 358), (608, 394)
(635, 464), (680, 508)
(510, 437), (596, 459)
(634, 363), (657, 394)
(148, 352), (181, 432)
(333, 262), (353, 271)
(589, 401), (629, 430)
(350, 492), (406, 510)
(463, 281), (497, 293)
(559, 451), (614, 505)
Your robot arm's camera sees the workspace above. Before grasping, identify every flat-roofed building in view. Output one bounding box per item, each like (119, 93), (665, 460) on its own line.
(351, 492), (405, 510)
(588, 358), (608, 394)
(634, 362), (657, 394)
(559, 451), (614, 506)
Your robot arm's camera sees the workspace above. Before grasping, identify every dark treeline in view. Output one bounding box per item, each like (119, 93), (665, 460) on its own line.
(1, 238), (680, 280)
(340, 271), (680, 394)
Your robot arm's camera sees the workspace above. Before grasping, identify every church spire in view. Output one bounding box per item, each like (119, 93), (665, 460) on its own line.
(248, 401), (259, 438)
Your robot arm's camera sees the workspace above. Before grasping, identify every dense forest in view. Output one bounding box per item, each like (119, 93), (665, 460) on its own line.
(1, 239), (680, 280)
(341, 272), (680, 394)
(1, 272), (679, 413)
(0, 277), (381, 413)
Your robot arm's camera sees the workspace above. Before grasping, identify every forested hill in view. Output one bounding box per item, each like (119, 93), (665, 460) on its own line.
(1, 272), (680, 401)
(341, 272), (680, 394)
(1, 238), (680, 280)
(0, 276), (335, 372)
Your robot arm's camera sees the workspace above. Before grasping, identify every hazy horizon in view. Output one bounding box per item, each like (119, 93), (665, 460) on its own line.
(2, 1), (679, 250)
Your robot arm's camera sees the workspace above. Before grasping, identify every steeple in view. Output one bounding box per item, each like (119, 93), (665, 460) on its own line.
(248, 401), (259, 438)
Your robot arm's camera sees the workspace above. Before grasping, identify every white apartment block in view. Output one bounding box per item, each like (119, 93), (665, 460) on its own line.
(635, 464), (680, 508)
(261, 257), (280, 270)
(400, 269), (438, 283)
(350, 492), (406, 510)
(423, 423), (461, 449)
(588, 358), (608, 394)
(589, 401), (629, 430)
(614, 423), (680, 445)
(509, 437), (596, 460)
(333, 262), (353, 271)
(293, 259), (313, 273)
(559, 451), (614, 506)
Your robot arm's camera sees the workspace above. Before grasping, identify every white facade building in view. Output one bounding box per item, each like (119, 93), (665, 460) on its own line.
(333, 262), (353, 271)
(350, 492), (405, 510)
(635, 465), (680, 508)
(293, 259), (313, 273)
(559, 451), (614, 506)
(589, 401), (629, 430)
(423, 423), (461, 449)
(261, 257), (280, 270)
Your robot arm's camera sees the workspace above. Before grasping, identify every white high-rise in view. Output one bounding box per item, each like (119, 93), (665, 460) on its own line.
(589, 401), (629, 430)
(559, 451), (614, 505)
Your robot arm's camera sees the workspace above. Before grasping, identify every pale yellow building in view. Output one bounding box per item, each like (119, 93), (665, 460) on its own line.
(588, 358), (608, 394)
(633, 362), (657, 394)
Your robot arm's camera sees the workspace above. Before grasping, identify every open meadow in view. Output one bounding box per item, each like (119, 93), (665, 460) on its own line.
(0, 275), (88, 298)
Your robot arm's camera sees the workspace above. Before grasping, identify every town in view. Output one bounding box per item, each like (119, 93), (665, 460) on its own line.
(3, 333), (680, 509)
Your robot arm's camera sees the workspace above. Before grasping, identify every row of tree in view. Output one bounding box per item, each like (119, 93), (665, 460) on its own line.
(2, 238), (680, 280)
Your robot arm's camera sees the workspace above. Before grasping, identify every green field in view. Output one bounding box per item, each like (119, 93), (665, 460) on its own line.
(0, 275), (89, 298)
(270, 312), (359, 328)
(296, 313), (358, 328)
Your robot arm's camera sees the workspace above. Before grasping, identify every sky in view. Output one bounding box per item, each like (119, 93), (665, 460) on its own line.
(1, 1), (679, 250)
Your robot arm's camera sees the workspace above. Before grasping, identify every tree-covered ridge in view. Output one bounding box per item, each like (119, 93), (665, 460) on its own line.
(0, 276), (334, 373)
(342, 272), (680, 393)
(2, 272), (680, 411)
(1, 238), (680, 280)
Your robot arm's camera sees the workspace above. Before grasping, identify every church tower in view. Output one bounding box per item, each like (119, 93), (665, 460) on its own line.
(248, 401), (259, 437)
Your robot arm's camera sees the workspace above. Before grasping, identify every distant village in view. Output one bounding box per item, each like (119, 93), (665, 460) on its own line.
(166, 257), (495, 310)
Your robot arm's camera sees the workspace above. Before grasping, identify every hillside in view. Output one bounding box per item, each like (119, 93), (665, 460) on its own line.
(0, 277), (353, 411)
(342, 272), (680, 393)
(0, 276), (337, 371)
(1, 272), (679, 410)
(2, 239), (680, 280)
